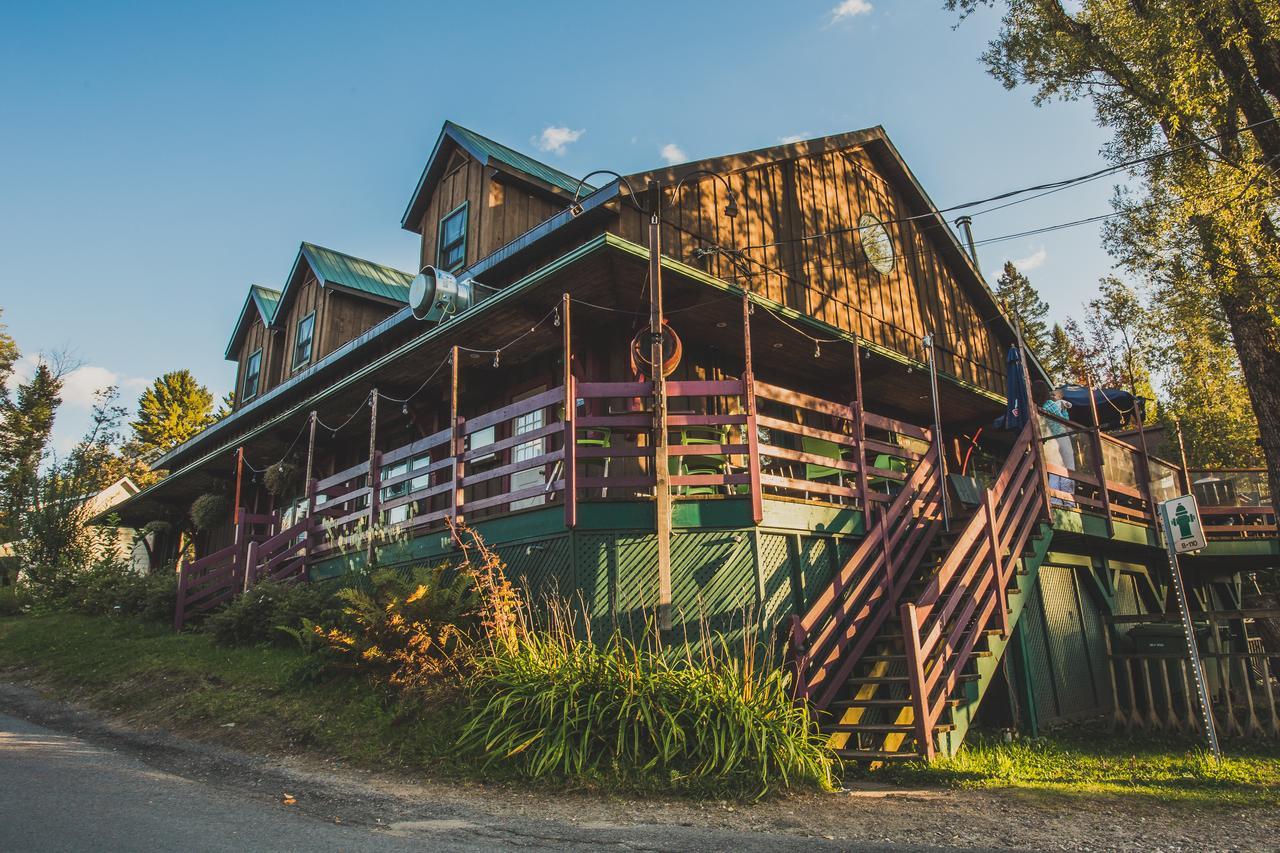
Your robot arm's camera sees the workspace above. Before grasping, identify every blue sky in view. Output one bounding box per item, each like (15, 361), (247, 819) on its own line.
(1, 0), (1117, 453)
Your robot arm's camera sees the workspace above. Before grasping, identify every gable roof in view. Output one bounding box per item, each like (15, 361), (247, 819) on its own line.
(400, 121), (594, 231)
(271, 242), (413, 326)
(224, 285), (282, 360)
(623, 126), (1048, 381)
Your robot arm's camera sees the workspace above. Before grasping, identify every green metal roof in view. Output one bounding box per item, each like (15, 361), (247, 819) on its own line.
(224, 284), (283, 360)
(401, 121), (594, 230)
(250, 285), (281, 323)
(298, 242), (413, 303)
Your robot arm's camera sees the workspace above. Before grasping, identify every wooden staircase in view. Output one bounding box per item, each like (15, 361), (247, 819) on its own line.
(790, 421), (1054, 760)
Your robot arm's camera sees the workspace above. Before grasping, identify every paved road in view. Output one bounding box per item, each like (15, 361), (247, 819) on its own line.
(0, 711), (962, 853)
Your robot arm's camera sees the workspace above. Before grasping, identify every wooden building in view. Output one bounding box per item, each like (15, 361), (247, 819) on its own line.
(111, 121), (1279, 761)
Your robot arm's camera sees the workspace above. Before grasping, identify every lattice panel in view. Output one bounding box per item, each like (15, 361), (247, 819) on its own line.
(669, 530), (756, 645)
(757, 533), (797, 632)
(797, 535), (836, 611)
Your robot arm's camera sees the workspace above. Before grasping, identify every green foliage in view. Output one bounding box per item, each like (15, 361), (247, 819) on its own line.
(0, 584), (30, 616)
(457, 620), (837, 798)
(866, 732), (1280, 807)
(300, 565), (483, 693)
(0, 360), (62, 535)
(0, 307), (18, 396)
(37, 557), (177, 624)
(263, 461), (300, 496)
(189, 492), (229, 532)
(204, 580), (335, 647)
(994, 261), (1050, 356)
(127, 369), (214, 463)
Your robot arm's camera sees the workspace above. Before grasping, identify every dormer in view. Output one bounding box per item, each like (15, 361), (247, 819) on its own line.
(225, 285), (282, 409)
(266, 243), (412, 395)
(400, 121), (593, 272)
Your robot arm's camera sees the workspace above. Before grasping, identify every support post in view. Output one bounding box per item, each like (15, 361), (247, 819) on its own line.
(562, 293), (577, 528)
(1086, 384), (1115, 536)
(900, 601), (935, 760)
(450, 346), (465, 523)
(232, 446), (245, 527)
(649, 181), (673, 633)
(985, 490), (1009, 637)
(1016, 326), (1052, 520)
(243, 540), (260, 593)
(303, 412), (317, 505)
(1173, 415), (1193, 493)
(1132, 396), (1158, 525)
(742, 295), (763, 524)
(367, 390), (380, 566)
(852, 336), (870, 518)
(923, 333), (950, 530)
(173, 559), (188, 631)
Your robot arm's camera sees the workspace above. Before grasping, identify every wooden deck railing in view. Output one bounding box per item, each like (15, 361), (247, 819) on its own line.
(901, 421), (1046, 759)
(174, 509), (274, 630)
(1036, 412), (1276, 538)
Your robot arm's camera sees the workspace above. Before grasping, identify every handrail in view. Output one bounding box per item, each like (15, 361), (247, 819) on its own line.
(900, 421), (1045, 759)
(789, 440), (944, 708)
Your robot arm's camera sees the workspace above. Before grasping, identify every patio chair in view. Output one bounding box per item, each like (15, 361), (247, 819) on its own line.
(670, 425), (730, 496)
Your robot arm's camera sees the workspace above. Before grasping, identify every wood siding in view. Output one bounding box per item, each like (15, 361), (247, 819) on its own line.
(615, 145), (1006, 394)
(233, 316), (280, 410)
(278, 271), (326, 380)
(320, 291), (397, 360)
(416, 149), (562, 272)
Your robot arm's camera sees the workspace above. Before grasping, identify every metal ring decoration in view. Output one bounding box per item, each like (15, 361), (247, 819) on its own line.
(630, 322), (683, 379)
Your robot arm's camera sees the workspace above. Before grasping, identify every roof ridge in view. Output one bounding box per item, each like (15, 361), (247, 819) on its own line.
(443, 121), (586, 191)
(299, 241), (413, 279)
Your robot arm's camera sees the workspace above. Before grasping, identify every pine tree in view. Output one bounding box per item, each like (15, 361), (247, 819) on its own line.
(126, 370), (214, 464)
(994, 261), (1050, 355)
(0, 361), (63, 534)
(0, 308), (18, 395)
(1043, 322), (1093, 385)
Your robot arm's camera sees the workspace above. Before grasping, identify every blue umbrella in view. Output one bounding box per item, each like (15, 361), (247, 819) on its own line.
(993, 344), (1028, 431)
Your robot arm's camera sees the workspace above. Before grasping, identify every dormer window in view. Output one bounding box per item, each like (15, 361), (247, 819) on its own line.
(293, 312), (315, 371)
(242, 349), (262, 401)
(437, 202), (468, 272)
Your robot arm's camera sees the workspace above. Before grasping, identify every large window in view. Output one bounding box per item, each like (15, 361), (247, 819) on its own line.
(242, 349), (262, 401)
(437, 202), (468, 272)
(293, 312), (315, 371)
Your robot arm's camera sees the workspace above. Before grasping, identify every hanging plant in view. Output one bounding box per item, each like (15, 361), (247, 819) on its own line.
(264, 461), (301, 497)
(190, 493), (230, 532)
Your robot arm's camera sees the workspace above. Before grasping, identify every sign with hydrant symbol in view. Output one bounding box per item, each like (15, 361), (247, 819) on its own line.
(1159, 495), (1207, 554)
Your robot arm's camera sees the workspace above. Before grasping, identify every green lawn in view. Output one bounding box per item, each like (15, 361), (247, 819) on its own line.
(863, 733), (1280, 808)
(0, 613), (461, 770)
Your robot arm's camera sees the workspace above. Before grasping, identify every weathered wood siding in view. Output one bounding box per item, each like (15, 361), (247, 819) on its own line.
(320, 291), (397, 360)
(233, 316), (280, 410)
(278, 271), (325, 379)
(416, 149), (562, 272)
(615, 145), (1006, 393)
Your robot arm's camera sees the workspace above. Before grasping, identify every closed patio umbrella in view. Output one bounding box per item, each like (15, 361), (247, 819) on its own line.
(993, 344), (1028, 432)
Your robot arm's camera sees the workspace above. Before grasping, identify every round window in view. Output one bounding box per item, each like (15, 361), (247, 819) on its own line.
(858, 213), (895, 275)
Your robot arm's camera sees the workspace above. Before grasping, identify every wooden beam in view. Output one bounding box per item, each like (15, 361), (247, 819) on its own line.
(742, 295), (762, 524)
(232, 447), (244, 527)
(450, 346), (464, 523)
(649, 181), (673, 634)
(562, 293), (577, 528)
(367, 389), (379, 566)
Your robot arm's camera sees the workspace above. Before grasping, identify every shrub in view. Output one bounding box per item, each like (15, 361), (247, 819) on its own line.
(204, 580), (335, 647)
(0, 584), (30, 616)
(41, 558), (177, 623)
(457, 616), (838, 798)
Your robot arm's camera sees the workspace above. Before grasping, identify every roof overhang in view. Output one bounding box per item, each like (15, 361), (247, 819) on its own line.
(223, 287), (278, 361)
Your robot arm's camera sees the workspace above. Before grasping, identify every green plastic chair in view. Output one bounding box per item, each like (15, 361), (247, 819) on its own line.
(671, 425), (730, 496)
(801, 435), (854, 485)
(868, 453), (908, 496)
(577, 427), (611, 496)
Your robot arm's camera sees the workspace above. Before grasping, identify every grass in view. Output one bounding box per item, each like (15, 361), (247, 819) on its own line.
(861, 732), (1280, 808)
(0, 613), (463, 771)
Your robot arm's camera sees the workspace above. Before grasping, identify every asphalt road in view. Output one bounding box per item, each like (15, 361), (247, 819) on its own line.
(0, 710), (960, 853)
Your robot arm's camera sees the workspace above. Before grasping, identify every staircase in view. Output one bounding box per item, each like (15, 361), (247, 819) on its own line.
(791, 421), (1054, 760)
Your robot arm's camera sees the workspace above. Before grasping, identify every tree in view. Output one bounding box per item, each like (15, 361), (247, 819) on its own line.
(994, 261), (1050, 355)
(948, 0), (1280, 498)
(0, 361), (63, 536)
(126, 370), (214, 464)
(214, 390), (235, 421)
(0, 308), (18, 394)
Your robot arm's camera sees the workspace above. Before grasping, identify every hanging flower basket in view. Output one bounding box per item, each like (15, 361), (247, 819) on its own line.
(190, 493), (230, 532)
(263, 461), (301, 497)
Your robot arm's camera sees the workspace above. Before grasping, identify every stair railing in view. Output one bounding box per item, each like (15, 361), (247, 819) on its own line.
(243, 513), (312, 590)
(900, 421), (1045, 759)
(789, 441), (944, 710)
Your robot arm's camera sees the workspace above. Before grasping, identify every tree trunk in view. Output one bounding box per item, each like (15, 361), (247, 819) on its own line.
(1219, 279), (1280, 502)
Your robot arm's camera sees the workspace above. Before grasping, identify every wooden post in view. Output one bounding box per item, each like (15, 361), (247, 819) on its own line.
(232, 446), (245, 527)
(1132, 399), (1158, 526)
(243, 540), (260, 593)
(562, 293), (577, 528)
(367, 390), (380, 565)
(852, 337), (870, 517)
(985, 490), (1009, 637)
(1016, 328), (1052, 520)
(1172, 415), (1193, 493)
(649, 181), (673, 633)
(742, 295), (762, 525)
(450, 346), (465, 522)
(900, 601), (935, 760)
(303, 411), (317, 503)
(1087, 384), (1115, 536)
(924, 333), (950, 530)
(173, 559), (188, 631)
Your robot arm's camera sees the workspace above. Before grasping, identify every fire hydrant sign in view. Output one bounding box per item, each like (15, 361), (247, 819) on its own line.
(1159, 495), (1206, 554)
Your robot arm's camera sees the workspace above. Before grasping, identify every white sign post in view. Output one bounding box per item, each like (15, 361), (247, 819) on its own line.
(1157, 494), (1220, 762)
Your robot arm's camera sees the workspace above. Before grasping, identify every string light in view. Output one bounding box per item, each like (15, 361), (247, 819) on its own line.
(553, 307), (560, 327)
(814, 341), (821, 359)
(493, 350), (501, 368)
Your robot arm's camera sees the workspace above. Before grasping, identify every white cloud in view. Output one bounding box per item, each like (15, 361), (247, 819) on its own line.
(829, 0), (873, 25)
(534, 125), (584, 155)
(660, 143), (687, 165)
(1010, 247), (1048, 272)
(779, 133), (810, 144)
(60, 365), (148, 409)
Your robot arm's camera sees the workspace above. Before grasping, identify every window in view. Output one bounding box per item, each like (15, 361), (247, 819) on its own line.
(858, 213), (895, 275)
(242, 349), (262, 401)
(293, 312), (315, 371)
(437, 202), (468, 272)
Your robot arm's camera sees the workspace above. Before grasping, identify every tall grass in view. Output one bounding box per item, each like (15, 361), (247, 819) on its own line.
(457, 602), (838, 798)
